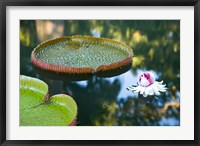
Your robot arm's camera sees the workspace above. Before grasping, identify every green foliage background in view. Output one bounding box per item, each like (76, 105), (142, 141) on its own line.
(20, 20), (180, 126)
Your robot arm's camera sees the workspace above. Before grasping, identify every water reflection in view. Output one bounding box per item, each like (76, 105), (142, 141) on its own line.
(20, 20), (180, 126)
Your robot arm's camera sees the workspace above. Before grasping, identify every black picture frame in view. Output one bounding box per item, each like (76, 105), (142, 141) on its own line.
(0, 0), (199, 145)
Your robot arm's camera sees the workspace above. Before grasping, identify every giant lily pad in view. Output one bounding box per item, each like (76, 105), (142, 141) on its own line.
(20, 75), (77, 126)
(31, 35), (133, 81)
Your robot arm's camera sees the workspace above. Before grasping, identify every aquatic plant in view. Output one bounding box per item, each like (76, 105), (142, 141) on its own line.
(20, 75), (77, 126)
(127, 71), (167, 97)
(31, 35), (133, 80)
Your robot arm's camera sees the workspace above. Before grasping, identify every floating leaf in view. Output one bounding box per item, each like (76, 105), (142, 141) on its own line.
(31, 35), (133, 80)
(20, 75), (48, 110)
(20, 75), (77, 126)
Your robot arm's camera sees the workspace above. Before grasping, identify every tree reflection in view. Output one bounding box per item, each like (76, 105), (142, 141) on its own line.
(20, 20), (180, 126)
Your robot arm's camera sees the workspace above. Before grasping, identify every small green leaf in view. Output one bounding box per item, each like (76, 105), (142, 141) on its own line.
(20, 75), (77, 126)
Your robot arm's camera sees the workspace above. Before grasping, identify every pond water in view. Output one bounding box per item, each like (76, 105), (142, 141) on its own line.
(20, 20), (180, 126)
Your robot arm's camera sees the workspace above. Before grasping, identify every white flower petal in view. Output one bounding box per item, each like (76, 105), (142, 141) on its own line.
(151, 84), (160, 95)
(127, 85), (139, 91)
(155, 92), (161, 96)
(157, 80), (163, 84)
(154, 81), (167, 92)
(150, 90), (156, 95)
(140, 78), (150, 87)
(128, 85), (135, 89)
(154, 89), (161, 95)
(127, 88), (131, 91)
(144, 86), (152, 95)
(134, 86), (142, 93)
(148, 90), (154, 95)
(131, 87), (139, 93)
(139, 86), (145, 95)
(157, 84), (166, 89)
(157, 85), (167, 92)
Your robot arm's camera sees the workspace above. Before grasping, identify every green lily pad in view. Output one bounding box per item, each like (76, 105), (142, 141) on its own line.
(20, 75), (77, 126)
(31, 35), (133, 80)
(20, 75), (48, 110)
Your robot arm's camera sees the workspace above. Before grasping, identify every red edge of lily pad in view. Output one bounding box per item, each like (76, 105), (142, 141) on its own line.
(31, 36), (133, 79)
(69, 118), (77, 126)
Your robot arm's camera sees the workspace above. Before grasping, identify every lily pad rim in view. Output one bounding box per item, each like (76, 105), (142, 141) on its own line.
(31, 35), (134, 74)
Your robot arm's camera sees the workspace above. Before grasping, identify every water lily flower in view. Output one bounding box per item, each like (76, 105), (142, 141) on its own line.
(127, 71), (167, 97)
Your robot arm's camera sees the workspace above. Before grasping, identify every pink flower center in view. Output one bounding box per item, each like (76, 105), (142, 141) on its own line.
(138, 72), (155, 87)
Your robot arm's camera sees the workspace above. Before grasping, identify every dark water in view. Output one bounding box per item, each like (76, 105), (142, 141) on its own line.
(20, 20), (180, 126)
